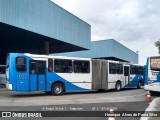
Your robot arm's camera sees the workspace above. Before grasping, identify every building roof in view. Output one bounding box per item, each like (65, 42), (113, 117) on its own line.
(53, 39), (138, 64)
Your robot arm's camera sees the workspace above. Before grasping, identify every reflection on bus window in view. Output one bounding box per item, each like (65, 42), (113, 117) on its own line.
(74, 61), (90, 73)
(48, 59), (53, 72)
(109, 63), (117, 74)
(117, 64), (123, 74)
(30, 61), (37, 74)
(16, 57), (26, 72)
(130, 65), (135, 75)
(54, 59), (72, 73)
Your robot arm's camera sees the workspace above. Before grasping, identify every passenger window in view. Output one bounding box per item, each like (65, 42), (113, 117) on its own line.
(54, 59), (72, 73)
(135, 66), (143, 74)
(48, 59), (53, 72)
(136, 66), (143, 75)
(30, 61), (37, 74)
(74, 61), (90, 73)
(38, 61), (46, 74)
(16, 57), (26, 72)
(130, 65), (135, 74)
(109, 63), (117, 74)
(117, 64), (123, 74)
(124, 66), (129, 76)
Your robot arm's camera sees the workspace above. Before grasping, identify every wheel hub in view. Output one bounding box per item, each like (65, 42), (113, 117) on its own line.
(55, 86), (61, 93)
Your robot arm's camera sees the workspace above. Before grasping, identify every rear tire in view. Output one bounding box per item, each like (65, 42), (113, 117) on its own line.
(51, 83), (64, 95)
(115, 82), (121, 91)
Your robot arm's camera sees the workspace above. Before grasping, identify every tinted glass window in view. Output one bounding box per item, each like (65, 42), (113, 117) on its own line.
(124, 66), (129, 76)
(139, 67), (143, 75)
(117, 64), (123, 74)
(38, 61), (46, 74)
(109, 63), (117, 74)
(130, 65), (135, 74)
(135, 66), (143, 75)
(16, 57), (26, 72)
(30, 61), (37, 74)
(54, 59), (72, 73)
(48, 59), (53, 72)
(74, 61), (90, 73)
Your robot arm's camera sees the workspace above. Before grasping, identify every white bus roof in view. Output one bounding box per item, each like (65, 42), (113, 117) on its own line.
(25, 53), (91, 61)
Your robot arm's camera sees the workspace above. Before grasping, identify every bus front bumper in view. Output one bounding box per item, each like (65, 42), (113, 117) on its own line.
(6, 81), (12, 90)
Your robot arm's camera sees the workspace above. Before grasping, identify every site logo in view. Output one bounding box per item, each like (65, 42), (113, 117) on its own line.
(2, 112), (11, 117)
(1, 112), (42, 118)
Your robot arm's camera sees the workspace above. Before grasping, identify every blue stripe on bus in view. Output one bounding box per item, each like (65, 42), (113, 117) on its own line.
(46, 72), (89, 92)
(125, 75), (142, 88)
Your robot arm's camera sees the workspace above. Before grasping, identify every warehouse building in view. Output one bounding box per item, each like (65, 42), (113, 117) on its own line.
(0, 0), (91, 64)
(0, 0), (138, 65)
(54, 39), (138, 64)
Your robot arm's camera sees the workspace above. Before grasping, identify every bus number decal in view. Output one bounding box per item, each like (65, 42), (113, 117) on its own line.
(18, 75), (28, 79)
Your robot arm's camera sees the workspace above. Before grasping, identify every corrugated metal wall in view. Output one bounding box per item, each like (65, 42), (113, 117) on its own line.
(0, 0), (91, 49)
(54, 39), (138, 64)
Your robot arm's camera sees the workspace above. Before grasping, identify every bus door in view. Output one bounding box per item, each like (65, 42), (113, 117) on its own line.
(124, 66), (130, 86)
(29, 60), (46, 91)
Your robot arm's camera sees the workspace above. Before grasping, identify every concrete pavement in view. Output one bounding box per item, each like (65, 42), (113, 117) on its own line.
(0, 88), (146, 106)
(141, 97), (160, 120)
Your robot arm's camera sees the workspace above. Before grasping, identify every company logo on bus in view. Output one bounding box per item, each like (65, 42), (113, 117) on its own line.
(18, 75), (28, 79)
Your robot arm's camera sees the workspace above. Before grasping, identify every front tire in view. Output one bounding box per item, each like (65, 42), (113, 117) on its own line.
(51, 83), (64, 95)
(115, 82), (121, 91)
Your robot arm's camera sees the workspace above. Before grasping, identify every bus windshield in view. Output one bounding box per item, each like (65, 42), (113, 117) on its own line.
(150, 57), (160, 70)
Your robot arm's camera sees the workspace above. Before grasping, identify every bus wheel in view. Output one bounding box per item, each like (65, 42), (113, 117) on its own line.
(115, 82), (121, 91)
(137, 81), (142, 89)
(51, 83), (64, 95)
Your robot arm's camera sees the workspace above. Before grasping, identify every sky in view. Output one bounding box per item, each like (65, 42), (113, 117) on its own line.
(51, 0), (160, 65)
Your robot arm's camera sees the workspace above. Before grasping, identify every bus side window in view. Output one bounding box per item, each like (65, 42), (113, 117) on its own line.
(48, 58), (53, 72)
(135, 66), (143, 75)
(54, 59), (72, 73)
(109, 63), (117, 74)
(130, 65), (135, 75)
(16, 57), (26, 72)
(135, 66), (138, 74)
(74, 61), (90, 73)
(139, 66), (143, 75)
(117, 64), (123, 74)
(38, 61), (46, 74)
(30, 61), (37, 74)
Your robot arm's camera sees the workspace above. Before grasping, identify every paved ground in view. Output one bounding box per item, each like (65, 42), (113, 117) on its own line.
(0, 88), (146, 106)
(0, 88), (159, 120)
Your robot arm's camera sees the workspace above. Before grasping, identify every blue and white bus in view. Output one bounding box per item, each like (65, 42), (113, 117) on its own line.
(6, 53), (143, 95)
(144, 56), (160, 92)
